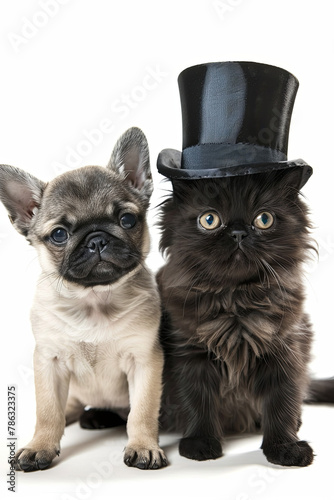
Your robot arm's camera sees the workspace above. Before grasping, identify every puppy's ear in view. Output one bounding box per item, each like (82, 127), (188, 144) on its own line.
(0, 165), (46, 236)
(108, 127), (153, 199)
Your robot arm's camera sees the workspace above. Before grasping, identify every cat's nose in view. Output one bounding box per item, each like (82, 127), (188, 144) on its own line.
(230, 229), (248, 244)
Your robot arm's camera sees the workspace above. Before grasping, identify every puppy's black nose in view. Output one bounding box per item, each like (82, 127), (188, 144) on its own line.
(86, 232), (109, 253)
(230, 229), (248, 244)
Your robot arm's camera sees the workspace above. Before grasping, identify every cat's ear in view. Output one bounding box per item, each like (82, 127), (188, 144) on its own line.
(275, 167), (311, 192)
(108, 127), (153, 199)
(171, 178), (189, 197)
(0, 164), (46, 236)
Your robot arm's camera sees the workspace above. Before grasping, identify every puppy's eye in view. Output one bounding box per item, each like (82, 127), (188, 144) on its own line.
(198, 211), (222, 230)
(253, 212), (274, 230)
(50, 228), (69, 244)
(120, 213), (137, 229)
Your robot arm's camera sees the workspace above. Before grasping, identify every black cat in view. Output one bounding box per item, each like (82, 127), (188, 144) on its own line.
(156, 168), (332, 467)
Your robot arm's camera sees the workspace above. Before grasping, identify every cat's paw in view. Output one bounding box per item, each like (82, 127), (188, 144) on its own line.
(179, 436), (223, 461)
(15, 445), (60, 472)
(80, 409), (126, 429)
(124, 445), (168, 470)
(263, 440), (314, 467)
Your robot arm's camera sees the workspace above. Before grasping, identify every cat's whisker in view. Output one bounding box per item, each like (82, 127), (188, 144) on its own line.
(253, 257), (271, 289)
(260, 259), (283, 292)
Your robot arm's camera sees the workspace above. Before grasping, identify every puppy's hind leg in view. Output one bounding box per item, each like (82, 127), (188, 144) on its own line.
(65, 395), (85, 426)
(80, 409), (127, 429)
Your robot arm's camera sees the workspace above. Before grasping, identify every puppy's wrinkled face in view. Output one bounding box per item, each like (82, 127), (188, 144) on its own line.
(33, 166), (149, 287)
(0, 127), (153, 288)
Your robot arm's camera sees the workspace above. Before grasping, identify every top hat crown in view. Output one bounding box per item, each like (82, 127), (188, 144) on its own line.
(157, 61), (312, 188)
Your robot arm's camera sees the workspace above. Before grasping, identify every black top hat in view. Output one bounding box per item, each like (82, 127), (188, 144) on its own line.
(157, 61), (312, 188)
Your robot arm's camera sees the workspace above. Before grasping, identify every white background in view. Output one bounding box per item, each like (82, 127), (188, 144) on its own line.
(0, 1), (334, 499)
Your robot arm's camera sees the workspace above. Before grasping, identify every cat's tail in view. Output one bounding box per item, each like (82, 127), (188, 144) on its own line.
(305, 378), (334, 403)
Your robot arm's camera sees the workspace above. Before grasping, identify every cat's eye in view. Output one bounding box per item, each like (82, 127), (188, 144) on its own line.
(253, 212), (274, 230)
(50, 228), (69, 244)
(120, 213), (137, 229)
(198, 211), (222, 230)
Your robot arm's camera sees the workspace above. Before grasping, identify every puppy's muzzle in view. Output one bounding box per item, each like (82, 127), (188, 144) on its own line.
(63, 230), (140, 287)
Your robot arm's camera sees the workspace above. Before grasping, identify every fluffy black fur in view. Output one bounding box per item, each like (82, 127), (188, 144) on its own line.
(156, 168), (320, 467)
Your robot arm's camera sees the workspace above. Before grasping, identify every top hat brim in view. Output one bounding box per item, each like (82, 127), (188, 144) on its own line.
(157, 149), (312, 189)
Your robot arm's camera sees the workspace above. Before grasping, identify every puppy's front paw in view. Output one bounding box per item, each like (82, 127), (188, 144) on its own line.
(263, 440), (314, 467)
(15, 445), (60, 472)
(124, 445), (168, 470)
(179, 436), (223, 461)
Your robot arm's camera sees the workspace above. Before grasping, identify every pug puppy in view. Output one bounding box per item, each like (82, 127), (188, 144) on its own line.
(0, 127), (167, 471)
